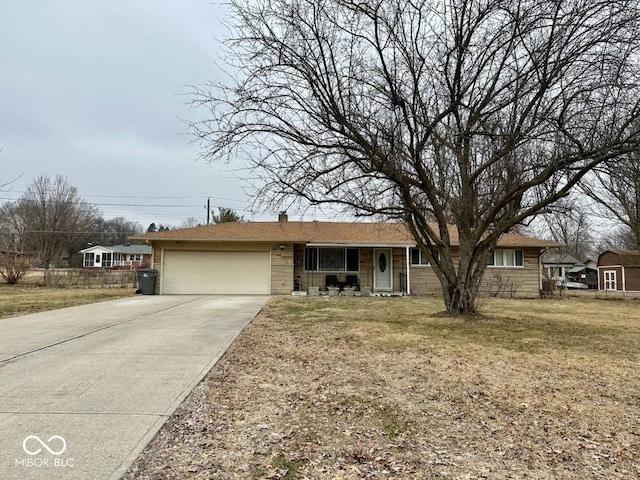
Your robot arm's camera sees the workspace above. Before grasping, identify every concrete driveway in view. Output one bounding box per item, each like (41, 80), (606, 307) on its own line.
(0, 295), (268, 480)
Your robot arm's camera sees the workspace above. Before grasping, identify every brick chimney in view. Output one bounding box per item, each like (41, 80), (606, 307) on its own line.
(278, 211), (288, 222)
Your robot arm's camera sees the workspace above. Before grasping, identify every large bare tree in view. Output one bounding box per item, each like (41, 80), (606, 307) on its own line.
(0, 175), (98, 268)
(192, 0), (640, 314)
(0, 197), (32, 283)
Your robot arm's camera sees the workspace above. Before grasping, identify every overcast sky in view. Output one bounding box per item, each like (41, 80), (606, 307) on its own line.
(0, 1), (299, 228)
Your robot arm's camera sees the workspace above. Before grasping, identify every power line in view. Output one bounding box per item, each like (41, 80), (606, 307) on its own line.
(0, 197), (220, 208)
(1, 192), (247, 203)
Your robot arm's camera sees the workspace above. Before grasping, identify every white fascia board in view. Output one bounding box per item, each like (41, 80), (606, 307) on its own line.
(78, 245), (116, 254)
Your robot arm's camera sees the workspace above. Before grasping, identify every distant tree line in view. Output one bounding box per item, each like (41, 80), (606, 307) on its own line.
(0, 175), (247, 284)
(0, 175), (143, 282)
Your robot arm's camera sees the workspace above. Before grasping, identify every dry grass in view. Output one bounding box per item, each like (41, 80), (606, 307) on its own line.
(0, 284), (135, 319)
(125, 296), (640, 480)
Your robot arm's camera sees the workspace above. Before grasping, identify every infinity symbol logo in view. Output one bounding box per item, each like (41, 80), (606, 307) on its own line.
(22, 435), (67, 456)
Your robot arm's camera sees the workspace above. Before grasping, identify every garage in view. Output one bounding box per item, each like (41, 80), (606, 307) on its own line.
(162, 250), (271, 294)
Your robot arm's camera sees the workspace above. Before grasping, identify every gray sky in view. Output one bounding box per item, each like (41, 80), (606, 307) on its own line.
(0, 1), (281, 228)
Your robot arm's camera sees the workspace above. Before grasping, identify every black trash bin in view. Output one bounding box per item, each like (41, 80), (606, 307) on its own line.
(136, 269), (157, 295)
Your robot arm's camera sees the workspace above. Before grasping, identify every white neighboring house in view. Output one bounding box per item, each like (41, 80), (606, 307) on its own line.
(79, 244), (152, 269)
(541, 252), (581, 282)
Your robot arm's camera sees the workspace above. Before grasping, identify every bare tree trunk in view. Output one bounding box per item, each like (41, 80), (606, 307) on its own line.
(442, 280), (481, 316)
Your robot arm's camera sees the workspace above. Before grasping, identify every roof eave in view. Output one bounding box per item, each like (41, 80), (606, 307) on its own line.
(306, 242), (416, 248)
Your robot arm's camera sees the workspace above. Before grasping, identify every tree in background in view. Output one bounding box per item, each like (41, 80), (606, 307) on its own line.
(0, 172), (32, 282)
(212, 207), (244, 224)
(147, 222), (171, 233)
(180, 216), (203, 229)
(0, 175), (97, 268)
(86, 217), (143, 246)
(192, 0), (640, 314)
(529, 197), (595, 261)
(596, 226), (638, 253)
(582, 154), (640, 251)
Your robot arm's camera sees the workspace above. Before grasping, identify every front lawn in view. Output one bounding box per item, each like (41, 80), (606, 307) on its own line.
(125, 296), (640, 479)
(0, 284), (135, 319)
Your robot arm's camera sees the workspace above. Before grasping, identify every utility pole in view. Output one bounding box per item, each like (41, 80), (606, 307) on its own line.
(206, 197), (210, 225)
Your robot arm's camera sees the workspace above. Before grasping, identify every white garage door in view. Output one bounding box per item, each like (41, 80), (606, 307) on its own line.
(162, 250), (270, 294)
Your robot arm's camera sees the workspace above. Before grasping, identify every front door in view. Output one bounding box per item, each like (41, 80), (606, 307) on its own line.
(374, 248), (393, 290)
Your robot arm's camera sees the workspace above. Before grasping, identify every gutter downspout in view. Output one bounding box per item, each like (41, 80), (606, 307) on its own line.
(405, 246), (411, 295)
(159, 247), (164, 295)
(539, 247), (552, 295)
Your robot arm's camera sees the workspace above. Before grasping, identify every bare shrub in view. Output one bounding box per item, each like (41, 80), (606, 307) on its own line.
(0, 251), (32, 284)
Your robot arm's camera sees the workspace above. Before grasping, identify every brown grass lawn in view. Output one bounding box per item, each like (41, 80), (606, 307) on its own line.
(0, 284), (135, 319)
(124, 296), (640, 480)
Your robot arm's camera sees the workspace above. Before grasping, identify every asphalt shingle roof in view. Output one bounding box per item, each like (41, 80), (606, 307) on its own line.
(600, 250), (640, 267)
(80, 244), (152, 255)
(132, 221), (561, 248)
(541, 252), (582, 265)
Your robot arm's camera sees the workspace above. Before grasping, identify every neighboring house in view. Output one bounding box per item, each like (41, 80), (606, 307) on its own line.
(567, 257), (598, 289)
(131, 217), (560, 296)
(566, 264), (598, 289)
(541, 252), (581, 282)
(583, 258), (598, 270)
(598, 250), (640, 293)
(79, 244), (152, 269)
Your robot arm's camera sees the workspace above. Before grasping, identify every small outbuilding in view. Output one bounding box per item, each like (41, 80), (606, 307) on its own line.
(597, 250), (640, 293)
(566, 264), (598, 289)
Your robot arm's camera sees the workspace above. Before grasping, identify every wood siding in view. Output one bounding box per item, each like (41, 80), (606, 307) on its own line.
(598, 251), (640, 292)
(598, 266), (640, 292)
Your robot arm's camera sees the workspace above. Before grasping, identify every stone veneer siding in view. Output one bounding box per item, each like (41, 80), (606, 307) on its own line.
(150, 242), (543, 297)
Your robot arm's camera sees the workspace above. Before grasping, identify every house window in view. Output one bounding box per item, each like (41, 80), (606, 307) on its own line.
(410, 248), (430, 266)
(304, 248), (318, 271)
(304, 248), (359, 272)
(103, 252), (112, 267)
(547, 266), (564, 278)
(346, 249), (359, 271)
(320, 248), (344, 271)
(489, 249), (524, 267)
(129, 254), (142, 262)
(84, 253), (95, 267)
(113, 253), (123, 266)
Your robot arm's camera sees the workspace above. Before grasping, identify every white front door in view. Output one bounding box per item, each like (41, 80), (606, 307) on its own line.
(374, 248), (393, 290)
